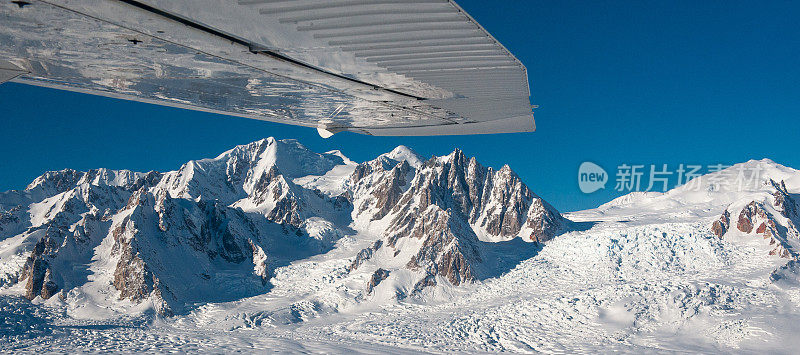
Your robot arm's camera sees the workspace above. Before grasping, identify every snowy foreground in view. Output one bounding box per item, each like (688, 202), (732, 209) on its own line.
(2, 139), (800, 353)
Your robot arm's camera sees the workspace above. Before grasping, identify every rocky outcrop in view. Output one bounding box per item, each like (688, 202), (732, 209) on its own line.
(371, 161), (411, 220)
(772, 180), (799, 219)
(735, 201), (794, 258)
(387, 149), (566, 242)
(366, 268), (390, 294)
(713, 180), (799, 259)
(410, 273), (437, 297)
(25, 169), (84, 198)
(348, 240), (383, 272)
(525, 199), (566, 243)
(113, 243), (156, 302)
(712, 209), (730, 238)
(737, 201), (761, 233)
(1, 138), (358, 314)
(348, 152), (415, 220)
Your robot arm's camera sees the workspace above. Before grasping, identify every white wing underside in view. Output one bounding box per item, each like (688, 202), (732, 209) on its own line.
(0, 0), (535, 136)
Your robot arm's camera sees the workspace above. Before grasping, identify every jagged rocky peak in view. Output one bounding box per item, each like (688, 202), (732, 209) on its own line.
(402, 147), (565, 242)
(0, 137), (566, 315)
(771, 179), (799, 219)
(348, 147), (567, 296)
(348, 147), (419, 221)
(350, 145), (566, 241)
(107, 187), (270, 315)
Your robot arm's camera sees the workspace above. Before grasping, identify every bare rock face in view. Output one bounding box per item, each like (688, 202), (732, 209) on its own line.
(737, 201), (760, 233)
(106, 185), (286, 314)
(393, 149), (566, 242)
(772, 180), (799, 219)
(248, 166), (305, 228)
(22, 254), (50, 300)
(403, 208), (480, 286)
(711, 209), (730, 238)
(40, 269), (59, 299)
(25, 169), (84, 198)
(348, 153), (415, 221)
(475, 165), (531, 237)
(366, 268), (390, 294)
(113, 242), (156, 302)
(351, 148), (567, 294)
(2, 138), (358, 315)
(371, 161), (411, 221)
(525, 199), (566, 243)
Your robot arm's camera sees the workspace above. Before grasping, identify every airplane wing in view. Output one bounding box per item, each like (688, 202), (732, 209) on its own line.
(0, 0), (535, 136)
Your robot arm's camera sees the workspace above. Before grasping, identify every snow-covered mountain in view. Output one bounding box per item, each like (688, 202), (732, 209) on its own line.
(583, 158), (800, 261)
(2, 141), (800, 353)
(0, 138), (565, 316)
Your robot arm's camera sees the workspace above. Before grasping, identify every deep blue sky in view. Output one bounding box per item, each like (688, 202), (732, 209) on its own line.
(1, 0), (798, 212)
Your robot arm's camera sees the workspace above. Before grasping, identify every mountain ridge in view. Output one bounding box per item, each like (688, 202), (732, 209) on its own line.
(0, 137), (566, 316)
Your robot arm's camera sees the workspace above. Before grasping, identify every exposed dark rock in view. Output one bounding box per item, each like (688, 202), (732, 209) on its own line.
(348, 240), (382, 272)
(23, 257), (48, 300)
(40, 269), (59, 299)
(196, 200), (246, 263)
(525, 199), (565, 242)
(352, 147), (566, 290)
(403, 209), (480, 286)
(3, 139), (567, 314)
(112, 222), (155, 302)
(771, 180), (798, 219)
(411, 273), (437, 297)
(737, 201), (760, 233)
(730, 199), (796, 259)
(366, 268), (390, 294)
(21, 228), (64, 300)
(371, 161), (410, 220)
(712, 209), (730, 238)
(26, 169), (83, 197)
(267, 196), (303, 227)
